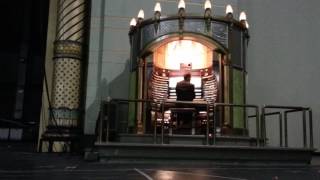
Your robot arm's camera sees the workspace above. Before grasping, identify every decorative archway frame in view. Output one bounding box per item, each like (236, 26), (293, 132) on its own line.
(129, 15), (249, 70)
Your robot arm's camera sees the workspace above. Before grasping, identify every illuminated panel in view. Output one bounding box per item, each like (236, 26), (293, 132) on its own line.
(154, 40), (212, 70)
(168, 76), (202, 88)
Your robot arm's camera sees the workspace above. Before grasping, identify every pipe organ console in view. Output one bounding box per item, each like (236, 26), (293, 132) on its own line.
(129, 12), (249, 135)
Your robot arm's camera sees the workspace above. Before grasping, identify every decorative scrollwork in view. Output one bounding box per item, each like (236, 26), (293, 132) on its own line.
(54, 40), (82, 59)
(212, 22), (228, 47)
(139, 18), (229, 53)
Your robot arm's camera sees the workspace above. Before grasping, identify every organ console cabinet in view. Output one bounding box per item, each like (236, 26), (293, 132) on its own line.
(128, 14), (249, 135)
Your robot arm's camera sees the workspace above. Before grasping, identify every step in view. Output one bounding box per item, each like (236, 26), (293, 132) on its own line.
(115, 134), (258, 146)
(92, 142), (314, 164)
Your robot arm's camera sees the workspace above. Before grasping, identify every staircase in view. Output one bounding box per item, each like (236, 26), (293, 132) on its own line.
(90, 131), (314, 164)
(93, 142), (314, 164)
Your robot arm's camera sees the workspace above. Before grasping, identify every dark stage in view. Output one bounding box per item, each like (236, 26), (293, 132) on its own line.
(1, 143), (320, 180)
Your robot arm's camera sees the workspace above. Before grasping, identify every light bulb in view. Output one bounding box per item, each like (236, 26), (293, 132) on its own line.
(245, 21), (249, 29)
(130, 18), (137, 26)
(239, 11), (247, 21)
(137, 9), (144, 19)
(178, 0), (185, 9)
(204, 0), (211, 10)
(154, 2), (161, 12)
(226, 5), (233, 14)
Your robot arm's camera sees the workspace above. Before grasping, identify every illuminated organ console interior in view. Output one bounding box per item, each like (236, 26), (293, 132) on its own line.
(151, 40), (217, 103)
(128, 2), (249, 135)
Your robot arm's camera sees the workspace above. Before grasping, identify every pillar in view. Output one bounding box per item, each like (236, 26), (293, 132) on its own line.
(136, 59), (145, 134)
(44, 0), (88, 150)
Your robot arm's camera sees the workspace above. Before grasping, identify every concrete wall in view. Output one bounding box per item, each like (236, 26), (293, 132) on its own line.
(239, 0), (320, 149)
(85, 0), (241, 134)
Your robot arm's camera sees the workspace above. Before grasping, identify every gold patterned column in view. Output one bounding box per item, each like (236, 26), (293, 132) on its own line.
(49, 0), (87, 131)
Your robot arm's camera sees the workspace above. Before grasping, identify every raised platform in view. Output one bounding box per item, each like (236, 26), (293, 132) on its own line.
(116, 134), (258, 146)
(92, 142), (314, 164)
(89, 134), (314, 164)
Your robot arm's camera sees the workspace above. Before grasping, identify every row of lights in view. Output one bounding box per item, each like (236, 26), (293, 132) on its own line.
(129, 0), (249, 29)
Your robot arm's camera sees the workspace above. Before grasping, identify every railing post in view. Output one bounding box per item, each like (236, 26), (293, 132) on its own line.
(206, 102), (210, 145)
(255, 107), (260, 147)
(279, 112), (283, 147)
(153, 102), (157, 144)
(115, 101), (120, 134)
(212, 105), (216, 145)
(161, 100), (165, 144)
(309, 109), (313, 149)
(98, 101), (104, 143)
(284, 112), (288, 147)
(106, 100), (111, 143)
(261, 107), (266, 146)
(302, 110), (307, 148)
(244, 106), (247, 134)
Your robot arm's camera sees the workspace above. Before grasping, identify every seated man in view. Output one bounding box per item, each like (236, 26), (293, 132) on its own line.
(174, 73), (196, 129)
(175, 73), (195, 101)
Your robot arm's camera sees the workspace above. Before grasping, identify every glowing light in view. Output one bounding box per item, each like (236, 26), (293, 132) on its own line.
(169, 76), (202, 88)
(178, 0), (185, 9)
(239, 11), (247, 21)
(164, 40), (212, 70)
(245, 21), (249, 28)
(226, 5), (233, 14)
(137, 9), (144, 19)
(154, 2), (161, 12)
(155, 171), (175, 180)
(130, 18), (137, 26)
(204, 0), (211, 9)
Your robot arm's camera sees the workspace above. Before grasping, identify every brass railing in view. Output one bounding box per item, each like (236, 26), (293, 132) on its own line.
(96, 99), (314, 150)
(158, 99), (211, 144)
(261, 105), (313, 148)
(213, 103), (260, 146)
(97, 98), (154, 143)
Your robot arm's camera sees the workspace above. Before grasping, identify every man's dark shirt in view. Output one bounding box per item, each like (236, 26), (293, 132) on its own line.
(176, 80), (195, 101)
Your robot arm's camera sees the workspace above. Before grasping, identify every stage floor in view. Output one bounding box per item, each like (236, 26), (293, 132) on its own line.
(1, 142), (320, 180)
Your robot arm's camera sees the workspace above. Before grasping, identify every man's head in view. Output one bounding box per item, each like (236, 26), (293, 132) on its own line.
(183, 73), (191, 82)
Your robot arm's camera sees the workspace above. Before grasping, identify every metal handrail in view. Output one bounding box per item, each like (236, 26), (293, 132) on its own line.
(96, 99), (313, 150)
(249, 111), (283, 147)
(98, 98), (155, 143)
(261, 105), (313, 148)
(213, 103), (260, 146)
(159, 99), (211, 145)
